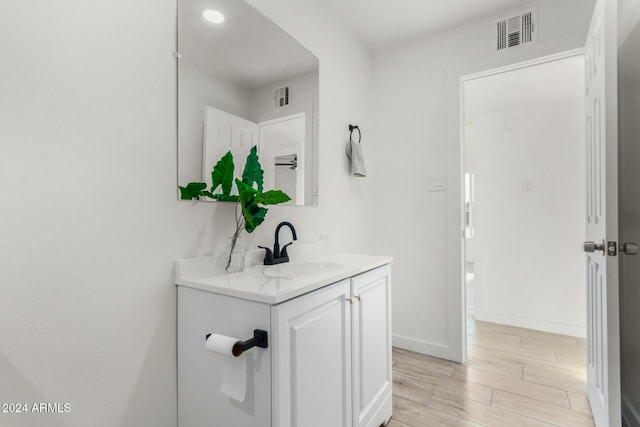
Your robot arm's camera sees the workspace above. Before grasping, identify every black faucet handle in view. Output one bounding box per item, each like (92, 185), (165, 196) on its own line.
(280, 242), (294, 258)
(273, 242), (280, 259)
(258, 246), (274, 264)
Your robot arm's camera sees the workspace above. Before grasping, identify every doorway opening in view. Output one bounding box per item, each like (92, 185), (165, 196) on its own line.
(460, 50), (587, 355)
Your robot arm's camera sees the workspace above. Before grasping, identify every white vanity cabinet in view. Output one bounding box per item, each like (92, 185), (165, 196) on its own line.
(176, 254), (392, 427)
(272, 265), (392, 427)
(272, 279), (353, 427)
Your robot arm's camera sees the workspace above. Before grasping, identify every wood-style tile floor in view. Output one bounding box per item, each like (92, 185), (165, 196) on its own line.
(389, 319), (593, 427)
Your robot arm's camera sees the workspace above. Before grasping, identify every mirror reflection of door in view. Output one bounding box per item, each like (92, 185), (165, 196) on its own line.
(203, 107), (306, 205)
(259, 113), (306, 206)
(203, 106), (258, 196)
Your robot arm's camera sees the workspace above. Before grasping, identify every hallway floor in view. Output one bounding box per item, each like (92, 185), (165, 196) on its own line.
(388, 319), (593, 426)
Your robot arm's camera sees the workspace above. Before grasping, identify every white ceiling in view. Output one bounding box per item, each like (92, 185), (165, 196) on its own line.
(179, 0), (540, 91)
(321, 0), (536, 52)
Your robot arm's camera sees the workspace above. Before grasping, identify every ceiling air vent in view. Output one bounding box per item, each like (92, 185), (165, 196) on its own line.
(274, 85), (290, 108)
(494, 8), (537, 52)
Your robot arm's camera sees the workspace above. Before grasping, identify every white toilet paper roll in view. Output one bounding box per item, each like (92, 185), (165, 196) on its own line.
(205, 333), (246, 402)
(205, 334), (240, 357)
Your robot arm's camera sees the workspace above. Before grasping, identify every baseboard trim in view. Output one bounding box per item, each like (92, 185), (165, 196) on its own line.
(473, 311), (586, 338)
(623, 394), (640, 427)
(392, 334), (458, 362)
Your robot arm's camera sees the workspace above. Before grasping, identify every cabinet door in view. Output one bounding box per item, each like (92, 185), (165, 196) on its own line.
(352, 265), (392, 427)
(272, 279), (352, 427)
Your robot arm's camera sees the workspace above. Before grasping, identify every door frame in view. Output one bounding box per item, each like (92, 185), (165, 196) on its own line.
(458, 48), (585, 362)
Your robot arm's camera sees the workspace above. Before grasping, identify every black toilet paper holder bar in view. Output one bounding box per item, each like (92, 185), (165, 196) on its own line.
(205, 329), (269, 357)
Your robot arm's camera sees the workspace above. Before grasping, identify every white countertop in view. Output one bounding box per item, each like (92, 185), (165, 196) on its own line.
(175, 253), (393, 304)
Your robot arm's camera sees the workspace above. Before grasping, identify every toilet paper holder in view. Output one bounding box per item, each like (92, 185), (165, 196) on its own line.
(206, 329), (268, 357)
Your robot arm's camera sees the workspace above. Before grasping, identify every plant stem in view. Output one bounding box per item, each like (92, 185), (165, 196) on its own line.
(226, 202), (246, 271)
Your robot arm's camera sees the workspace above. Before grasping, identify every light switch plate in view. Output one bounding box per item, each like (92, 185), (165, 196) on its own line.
(428, 174), (447, 192)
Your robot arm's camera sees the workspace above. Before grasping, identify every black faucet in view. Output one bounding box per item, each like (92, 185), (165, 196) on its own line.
(259, 221), (297, 265)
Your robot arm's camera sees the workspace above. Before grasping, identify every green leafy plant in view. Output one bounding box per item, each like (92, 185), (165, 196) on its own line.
(179, 146), (291, 270)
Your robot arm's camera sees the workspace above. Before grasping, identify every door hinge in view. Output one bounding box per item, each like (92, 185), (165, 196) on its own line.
(607, 241), (617, 256)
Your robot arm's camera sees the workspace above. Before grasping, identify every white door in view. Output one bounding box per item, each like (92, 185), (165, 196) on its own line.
(203, 106), (258, 192)
(271, 280), (352, 427)
(258, 113), (306, 205)
(583, 0), (621, 425)
(351, 266), (393, 427)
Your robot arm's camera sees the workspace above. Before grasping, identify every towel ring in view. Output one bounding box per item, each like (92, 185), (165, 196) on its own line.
(349, 124), (361, 143)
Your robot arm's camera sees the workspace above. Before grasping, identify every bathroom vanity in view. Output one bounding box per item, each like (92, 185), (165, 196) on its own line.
(175, 254), (392, 427)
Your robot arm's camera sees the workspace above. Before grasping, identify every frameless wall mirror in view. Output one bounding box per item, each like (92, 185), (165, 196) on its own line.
(177, 0), (320, 206)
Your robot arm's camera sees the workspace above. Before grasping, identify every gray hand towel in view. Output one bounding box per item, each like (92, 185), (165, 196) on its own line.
(345, 139), (367, 177)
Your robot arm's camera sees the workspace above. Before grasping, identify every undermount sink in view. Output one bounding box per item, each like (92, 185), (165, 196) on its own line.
(264, 261), (344, 278)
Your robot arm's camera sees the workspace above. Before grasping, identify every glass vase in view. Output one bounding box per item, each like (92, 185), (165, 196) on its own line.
(225, 236), (245, 273)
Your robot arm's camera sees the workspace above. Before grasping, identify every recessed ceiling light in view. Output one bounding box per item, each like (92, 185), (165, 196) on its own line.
(203, 9), (225, 24)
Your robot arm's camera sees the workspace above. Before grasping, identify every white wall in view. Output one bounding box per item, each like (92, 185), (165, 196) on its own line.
(0, 1), (372, 426)
(370, 0), (595, 361)
(618, 0), (640, 424)
(245, 0), (374, 248)
(249, 71), (318, 124)
(470, 97), (585, 337)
